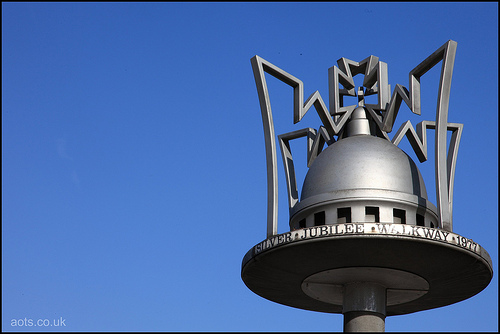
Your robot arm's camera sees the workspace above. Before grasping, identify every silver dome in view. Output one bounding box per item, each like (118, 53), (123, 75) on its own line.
(290, 133), (439, 230)
(301, 135), (428, 200)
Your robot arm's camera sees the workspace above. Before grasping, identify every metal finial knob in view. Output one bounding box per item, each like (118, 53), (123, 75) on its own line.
(346, 106), (371, 137)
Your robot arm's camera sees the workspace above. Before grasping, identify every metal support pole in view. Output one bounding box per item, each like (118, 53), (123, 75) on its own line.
(343, 282), (386, 332)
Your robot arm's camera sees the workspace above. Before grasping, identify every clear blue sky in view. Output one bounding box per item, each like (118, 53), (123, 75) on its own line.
(2, 2), (497, 332)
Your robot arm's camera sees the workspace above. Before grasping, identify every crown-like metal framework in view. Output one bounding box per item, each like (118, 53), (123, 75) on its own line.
(251, 40), (462, 236)
(243, 41), (492, 332)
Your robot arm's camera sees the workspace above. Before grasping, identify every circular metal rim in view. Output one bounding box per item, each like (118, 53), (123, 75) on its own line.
(241, 225), (493, 316)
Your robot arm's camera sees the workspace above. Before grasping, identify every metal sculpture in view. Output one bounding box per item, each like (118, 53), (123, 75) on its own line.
(242, 40), (492, 332)
(251, 40), (461, 236)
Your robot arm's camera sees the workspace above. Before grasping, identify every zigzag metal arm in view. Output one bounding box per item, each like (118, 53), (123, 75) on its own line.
(392, 120), (463, 231)
(411, 40), (458, 232)
(383, 84), (412, 133)
(278, 127), (334, 216)
(278, 128), (316, 213)
(385, 40), (459, 232)
(251, 55), (352, 237)
(392, 120), (435, 163)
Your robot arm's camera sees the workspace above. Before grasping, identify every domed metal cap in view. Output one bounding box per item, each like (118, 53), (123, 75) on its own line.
(290, 132), (438, 230)
(301, 135), (427, 200)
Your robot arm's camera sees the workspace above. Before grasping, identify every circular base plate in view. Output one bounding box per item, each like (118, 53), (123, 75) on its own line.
(302, 267), (429, 306)
(241, 223), (493, 315)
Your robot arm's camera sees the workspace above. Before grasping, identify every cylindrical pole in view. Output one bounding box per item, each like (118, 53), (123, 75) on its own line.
(342, 282), (386, 332)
